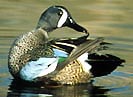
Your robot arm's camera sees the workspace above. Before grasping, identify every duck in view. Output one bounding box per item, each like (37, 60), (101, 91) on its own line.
(8, 5), (125, 85)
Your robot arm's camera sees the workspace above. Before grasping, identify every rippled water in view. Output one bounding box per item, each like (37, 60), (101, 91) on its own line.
(0, 0), (133, 97)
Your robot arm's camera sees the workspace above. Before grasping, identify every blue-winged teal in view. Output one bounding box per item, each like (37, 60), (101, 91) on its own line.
(8, 6), (124, 85)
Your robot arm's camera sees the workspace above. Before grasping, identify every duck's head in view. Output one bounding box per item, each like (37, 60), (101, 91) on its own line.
(36, 5), (88, 34)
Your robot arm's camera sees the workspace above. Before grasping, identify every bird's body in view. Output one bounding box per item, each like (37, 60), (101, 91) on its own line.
(8, 27), (100, 84)
(8, 5), (124, 86)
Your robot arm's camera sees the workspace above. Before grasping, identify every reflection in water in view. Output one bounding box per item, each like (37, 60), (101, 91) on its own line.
(8, 80), (110, 97)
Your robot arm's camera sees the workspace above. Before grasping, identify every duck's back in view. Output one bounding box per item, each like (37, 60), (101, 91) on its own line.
(8, 29), (54, 78)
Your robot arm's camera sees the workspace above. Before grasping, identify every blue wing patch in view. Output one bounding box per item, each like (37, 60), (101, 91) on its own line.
(53, 48), (68, 57)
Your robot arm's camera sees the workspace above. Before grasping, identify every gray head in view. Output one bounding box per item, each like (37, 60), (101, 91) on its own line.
(36, 5), (88, 34)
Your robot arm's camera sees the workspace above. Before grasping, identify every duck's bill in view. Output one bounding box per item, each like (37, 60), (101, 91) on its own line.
(63, 17), (89, 34)
(68, 22), (88, 34)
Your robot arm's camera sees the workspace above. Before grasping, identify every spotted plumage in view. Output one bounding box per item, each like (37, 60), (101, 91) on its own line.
(8, 29), (54, 78)
(52, 60), (92, 85)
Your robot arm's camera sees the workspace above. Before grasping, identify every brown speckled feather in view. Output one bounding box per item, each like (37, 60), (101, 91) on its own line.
(52, 60), (92, 85)
(8, 28), (54, 78)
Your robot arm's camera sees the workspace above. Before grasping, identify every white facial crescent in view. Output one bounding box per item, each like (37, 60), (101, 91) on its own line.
(57, 8), (68, 27)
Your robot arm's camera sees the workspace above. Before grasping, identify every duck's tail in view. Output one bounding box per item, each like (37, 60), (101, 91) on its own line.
(86, 53), (125, 77)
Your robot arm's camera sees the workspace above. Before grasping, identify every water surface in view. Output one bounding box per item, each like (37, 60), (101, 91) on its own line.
(0, 0), (133, 97)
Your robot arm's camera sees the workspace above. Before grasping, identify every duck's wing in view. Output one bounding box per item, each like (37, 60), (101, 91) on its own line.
(51, 35), (89, 53)
(54, 37), (104, 71)
(68, 37), (104, 62)
(51, 35), (110, 54)
(48, 36), (125, 78)
(52, 37), (125, 77)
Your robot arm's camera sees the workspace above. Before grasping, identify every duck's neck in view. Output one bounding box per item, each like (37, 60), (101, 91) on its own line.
(36, 20), (55, 33)
(42, 27), (55, 32)
(34, 28), (49, 41)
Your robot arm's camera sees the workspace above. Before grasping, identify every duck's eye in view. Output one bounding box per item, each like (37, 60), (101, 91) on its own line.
(58, 11), (63, 16)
